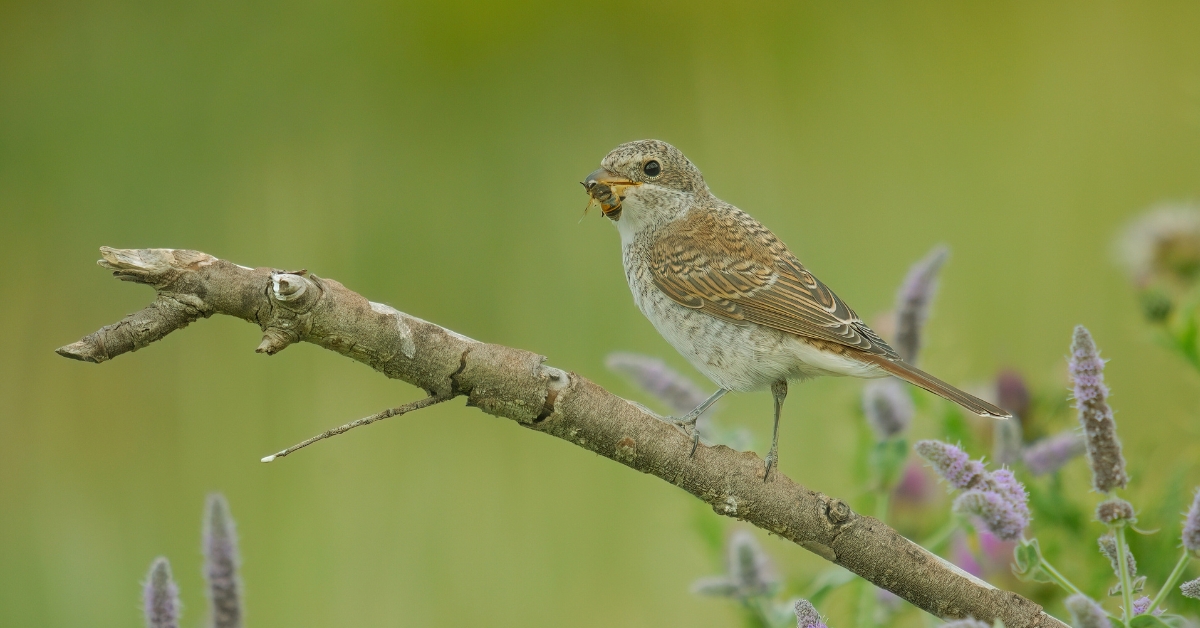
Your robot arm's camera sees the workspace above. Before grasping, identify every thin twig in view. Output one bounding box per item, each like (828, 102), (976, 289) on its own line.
(261, 395), (453, 462)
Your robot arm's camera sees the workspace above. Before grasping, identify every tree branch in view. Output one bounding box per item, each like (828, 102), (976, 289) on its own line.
(57, 247), (1066, 628)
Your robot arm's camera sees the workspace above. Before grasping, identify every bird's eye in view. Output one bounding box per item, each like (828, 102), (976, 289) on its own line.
(643, 160), (661, 178)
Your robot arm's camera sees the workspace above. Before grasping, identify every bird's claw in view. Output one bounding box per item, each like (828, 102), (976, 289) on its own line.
(667, 414), (702, 457)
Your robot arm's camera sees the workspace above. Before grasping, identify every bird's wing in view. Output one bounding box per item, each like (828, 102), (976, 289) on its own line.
(648, 207), (901, 359)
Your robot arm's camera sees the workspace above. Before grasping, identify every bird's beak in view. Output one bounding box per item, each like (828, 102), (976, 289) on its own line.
(580, 168), (640, 221)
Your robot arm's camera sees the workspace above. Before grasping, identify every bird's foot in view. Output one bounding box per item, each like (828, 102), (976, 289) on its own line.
(763, 447), (778, 482)
(667, 414), (702, 457)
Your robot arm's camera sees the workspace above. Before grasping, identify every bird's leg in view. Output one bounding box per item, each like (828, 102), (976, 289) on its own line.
(764, 380), (788, 480)
(669, 388), (728, 456)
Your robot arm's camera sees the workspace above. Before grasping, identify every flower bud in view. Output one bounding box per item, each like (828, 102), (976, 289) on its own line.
(1096, 498), (1135, 524)
(1181, 577), (1200, 600)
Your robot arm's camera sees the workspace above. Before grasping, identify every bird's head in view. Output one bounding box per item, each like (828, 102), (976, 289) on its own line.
(581, 140), (707, 234)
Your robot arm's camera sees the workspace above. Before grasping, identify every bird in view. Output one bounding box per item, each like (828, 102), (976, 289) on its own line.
(581, 139), (1010, 478)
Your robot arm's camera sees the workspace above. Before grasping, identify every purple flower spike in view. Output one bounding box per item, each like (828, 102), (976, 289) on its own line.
(1130, 596), (1163, 616)
(794, 599), (828, 628)
(144, 557), (180, 628)
(1065, 594), (1113, 628)
(863, 379), (914, 439)
(1184, 488), (1200, 553)
(1022, 431), (1085, 476)
(1069, 326), (1128, 493)
(995, 369), (1031, 419)
(728, 530), (777, 596)
(692, 529), (778, 600)
(953, 489), (1029, 542)
(916, 441), (1030, 540)
(894, 245), (949, 364)
(605, 352), (710, 417)
(915, 441), (988, 490)
(942, 620), (990, 628)
(990, 470), (1030, 512)
(1181, 577), (1200, 600)
(204, 494), (242, 628)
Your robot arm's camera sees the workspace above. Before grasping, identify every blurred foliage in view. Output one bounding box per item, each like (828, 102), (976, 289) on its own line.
(3, 1), (1200, 627)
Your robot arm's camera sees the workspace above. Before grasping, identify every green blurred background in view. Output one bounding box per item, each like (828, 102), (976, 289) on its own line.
(3, 1), (1199, 626)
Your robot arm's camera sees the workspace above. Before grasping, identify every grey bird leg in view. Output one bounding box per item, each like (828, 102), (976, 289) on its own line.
(669, 388), (728, 456)
(764, 380), (788, 480)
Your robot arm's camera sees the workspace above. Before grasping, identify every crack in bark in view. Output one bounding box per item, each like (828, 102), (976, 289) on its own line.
(54, 248), (1068, 628)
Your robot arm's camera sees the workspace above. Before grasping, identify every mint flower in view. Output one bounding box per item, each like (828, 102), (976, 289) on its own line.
(917, 441), (1029, 541)
(691, 530), (777, 600)
(1130, 596), (1163, 616)
(914, 441), (987, 490)
(793, 599), (828, 628)
(204, 494), (242, 628)
(1069, 326), (1128, 493)
(1065, 594), (1113, 628)
(1021, 431), (1085, 476)
(606, 352), (710, 416)
(995, 369), (1031, 419)
(894, 245), (949, 364)
(144, 557), (180, 628)
(953, 489), (1029, 542)
(1184, 487), (1200, 553)
(862, 379), (914, 439)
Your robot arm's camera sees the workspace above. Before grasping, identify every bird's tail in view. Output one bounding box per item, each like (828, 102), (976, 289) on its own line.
(858, 354), (1011, 419)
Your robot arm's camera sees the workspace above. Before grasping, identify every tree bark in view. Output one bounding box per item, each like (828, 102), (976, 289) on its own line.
(57, 247), (1066, 628)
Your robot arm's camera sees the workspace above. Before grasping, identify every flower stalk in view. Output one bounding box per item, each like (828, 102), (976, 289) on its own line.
(1113, 525), (1134, 624)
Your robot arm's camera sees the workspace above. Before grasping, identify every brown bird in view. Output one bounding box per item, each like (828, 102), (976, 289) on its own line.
(582, 139), (1009, 478)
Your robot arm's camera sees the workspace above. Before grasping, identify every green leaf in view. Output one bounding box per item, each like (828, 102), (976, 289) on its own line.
(1130, 615), (1172, 628)
(1158, 615), (1192, 628)
(1013, 539), (1040, 574)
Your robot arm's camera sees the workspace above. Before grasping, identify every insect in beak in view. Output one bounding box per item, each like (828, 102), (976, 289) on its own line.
(581, 168), (639, 222)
